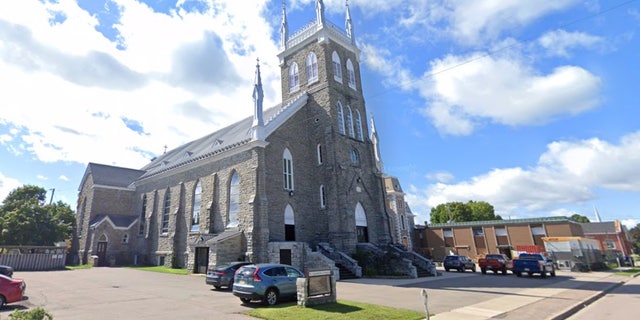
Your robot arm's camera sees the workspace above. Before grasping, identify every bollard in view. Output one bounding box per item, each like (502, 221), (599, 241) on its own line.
(421, 289), (429, 320)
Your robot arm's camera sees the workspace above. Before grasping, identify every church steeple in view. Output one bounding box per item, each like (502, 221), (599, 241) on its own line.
(252, 58), (264, 141)
(345, 0), (354, 43)
(316, 0), (325, 27)
(370, 114), (383, 173)
(280, 1), (288, 50)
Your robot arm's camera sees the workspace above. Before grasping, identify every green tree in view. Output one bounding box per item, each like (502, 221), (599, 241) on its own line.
(430, 201), (501, 224)
(629, 224), (640, 254)
(570, 214), (591, 223)
(0, 185), (76, 245)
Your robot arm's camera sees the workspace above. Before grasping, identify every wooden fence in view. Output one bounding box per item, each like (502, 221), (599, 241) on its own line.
(0, 246), (67, 271)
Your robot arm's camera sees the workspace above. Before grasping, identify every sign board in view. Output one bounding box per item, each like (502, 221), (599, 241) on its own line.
(306, 269), (332, 296)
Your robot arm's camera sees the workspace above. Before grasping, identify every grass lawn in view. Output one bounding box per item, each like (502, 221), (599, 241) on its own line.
(247, 300), (425, 320)
(615, 267), (640, 277)
(65, 264), (92, 270)
(127, 265), (190, 275)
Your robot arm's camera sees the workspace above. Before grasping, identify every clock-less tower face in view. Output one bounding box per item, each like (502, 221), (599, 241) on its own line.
(274, 1), (391, 250)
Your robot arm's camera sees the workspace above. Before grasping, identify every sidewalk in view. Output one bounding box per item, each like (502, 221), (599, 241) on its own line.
(431, 270), (630, 320)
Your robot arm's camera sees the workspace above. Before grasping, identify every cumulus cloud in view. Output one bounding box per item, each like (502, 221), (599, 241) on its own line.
(538, 29), (604, 57)
(0, 0), (281, 169)
(419, 53), (602, 135)
(407, 131), (640, 219)
(0, 172), (22, 203)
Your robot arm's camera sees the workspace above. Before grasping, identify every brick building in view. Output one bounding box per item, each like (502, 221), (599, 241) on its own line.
(74, 1), (417, 275)
(418, 216), (584, 262)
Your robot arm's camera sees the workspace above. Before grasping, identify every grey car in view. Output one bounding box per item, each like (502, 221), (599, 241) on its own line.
(206, 262), (252, 290)
(232, 263), (303, 305)
(444, 255), (476, 272)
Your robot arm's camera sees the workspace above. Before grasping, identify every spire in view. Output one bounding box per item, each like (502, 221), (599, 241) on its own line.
(345, 0), (354, 43)
(370, 114), (383, 173)
(252, 58), (264, 140)
(280, 1), (288, 50)
(593, 205), (602, 222)
(316, 0), (325, 27)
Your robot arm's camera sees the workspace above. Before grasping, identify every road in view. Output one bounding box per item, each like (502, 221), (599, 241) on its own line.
(566, 274), (640, 320)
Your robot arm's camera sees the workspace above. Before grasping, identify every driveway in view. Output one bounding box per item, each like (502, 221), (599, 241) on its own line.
(6, 268), (254, 320)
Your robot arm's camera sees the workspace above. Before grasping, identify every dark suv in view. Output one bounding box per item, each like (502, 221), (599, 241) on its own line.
(444, 255), (476, 272)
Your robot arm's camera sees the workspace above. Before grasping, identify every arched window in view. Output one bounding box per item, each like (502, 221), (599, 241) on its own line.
(284, 204), (295, 241)
(289, 62), (299, 92)
(283, 148), (294, 191)
(306, 52), (318, 83)
(355, 109), (364, 141)
(346, 59), (356, 89)
(191, 181), (202, 232)
(162, 188), (171, 233)
(346, 106), (355, 138)
(350, 148), (360, 165)
(139, 195), (147, 236)
(332, 51), (342, 83)
(337, 102), (346, 135)
(355, 202), (368, 242)
(320, 185), (326, 208)
(227, 172), (239, 228)
(316, 144), (323, 165)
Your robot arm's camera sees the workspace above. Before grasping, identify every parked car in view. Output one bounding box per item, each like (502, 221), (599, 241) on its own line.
(443, 255), (476, 272)
(232, 263), (304, 305)
(478, 254), (512, 275)
(512, 253), (556, 278)
(0, 274), (26, 308)
(206, 261), (252, 290)
(0, 265), (13, 278)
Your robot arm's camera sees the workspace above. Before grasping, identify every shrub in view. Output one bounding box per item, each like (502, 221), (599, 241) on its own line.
(8, 308), (53, 320)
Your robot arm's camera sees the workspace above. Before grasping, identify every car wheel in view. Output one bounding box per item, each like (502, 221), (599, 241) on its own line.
(472, 266), (476, 272)
(551, 269), (556, 277)
(515, 272), (522, 277)
(0, 295), (5, 308)
(264, 289), (278, 306)
(240, 298), (251, 303)
(213, 285), (221, 290)
(227, 279), (234, 290)
(445, 268), (450, 272)
(481, 268), (486, 274)
(459, 266), (465, 272)
(541, 271), (547, 278)
(501, 268), (507, 275)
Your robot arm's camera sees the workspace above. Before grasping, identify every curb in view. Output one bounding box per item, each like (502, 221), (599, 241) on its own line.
(549, 271), (640, 320)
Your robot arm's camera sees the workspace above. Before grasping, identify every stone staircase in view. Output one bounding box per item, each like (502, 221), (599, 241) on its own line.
(336, 263), (358, 280)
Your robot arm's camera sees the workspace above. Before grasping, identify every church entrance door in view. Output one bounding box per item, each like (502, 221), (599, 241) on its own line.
(96, 241), (107, 267)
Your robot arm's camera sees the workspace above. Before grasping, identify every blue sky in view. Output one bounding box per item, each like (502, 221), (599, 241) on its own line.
(1, 0), (639, 229)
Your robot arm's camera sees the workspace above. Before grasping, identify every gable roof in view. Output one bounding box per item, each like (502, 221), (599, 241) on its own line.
(89, 214), (138, 230)
(138, 92), (308, 179)
(79, 163), (145, 191)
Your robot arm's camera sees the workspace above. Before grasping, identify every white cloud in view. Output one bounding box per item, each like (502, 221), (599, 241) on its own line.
(0, 0), (282, 169)
(58, 175), (69, 182)
(538, 29), (604, 57)
(621, 219), (639, 229)
(0, 172), (22, 203)
(36, 175), (48, 181)
(407, 131), (640, 219)
(425, 171), (455, 183)
(418, 52), (601, 135)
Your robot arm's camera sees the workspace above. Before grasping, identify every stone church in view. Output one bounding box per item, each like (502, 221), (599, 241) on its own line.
(75, 0), (430, 277)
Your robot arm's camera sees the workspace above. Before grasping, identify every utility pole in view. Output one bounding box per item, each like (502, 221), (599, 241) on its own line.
(49, 188), (55, 205)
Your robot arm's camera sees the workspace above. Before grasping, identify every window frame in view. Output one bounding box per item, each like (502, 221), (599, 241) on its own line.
(337, 102), (346, 135)
(332, 51), (342, 83)
(346, 59), (356, 89)
(161, 188), (171, 234)
(306, 52), (318, 84)
(283, 149), (294, 191)
(191, 181), (202, 232)
(354, 109), (364, 141)
(289, 62), (300, 93)
(346, 106), (355, 138)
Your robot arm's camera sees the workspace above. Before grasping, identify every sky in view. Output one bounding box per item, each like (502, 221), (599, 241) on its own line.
(1, 0), (639, 229)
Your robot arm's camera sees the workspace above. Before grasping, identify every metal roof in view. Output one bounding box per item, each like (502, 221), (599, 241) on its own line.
(428, 216), (575, 228)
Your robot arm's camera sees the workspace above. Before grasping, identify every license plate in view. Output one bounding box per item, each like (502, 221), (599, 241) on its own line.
(524, 268), (530, 272)
(238, 279), (245, 285)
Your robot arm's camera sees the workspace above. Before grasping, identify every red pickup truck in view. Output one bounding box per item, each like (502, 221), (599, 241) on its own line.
(478, 254), (512, 275)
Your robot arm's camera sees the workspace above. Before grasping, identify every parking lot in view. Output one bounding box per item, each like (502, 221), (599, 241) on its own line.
(2, 267), (622, 319)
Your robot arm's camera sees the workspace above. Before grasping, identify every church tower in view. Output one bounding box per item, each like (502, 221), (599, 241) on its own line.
(277, 0), (391, 251)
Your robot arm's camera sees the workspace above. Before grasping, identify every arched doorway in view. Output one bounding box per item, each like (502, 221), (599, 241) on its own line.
(96, 234), (108, 267)
(284, 204), (295, 241)
(355, 203), (368, 243)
